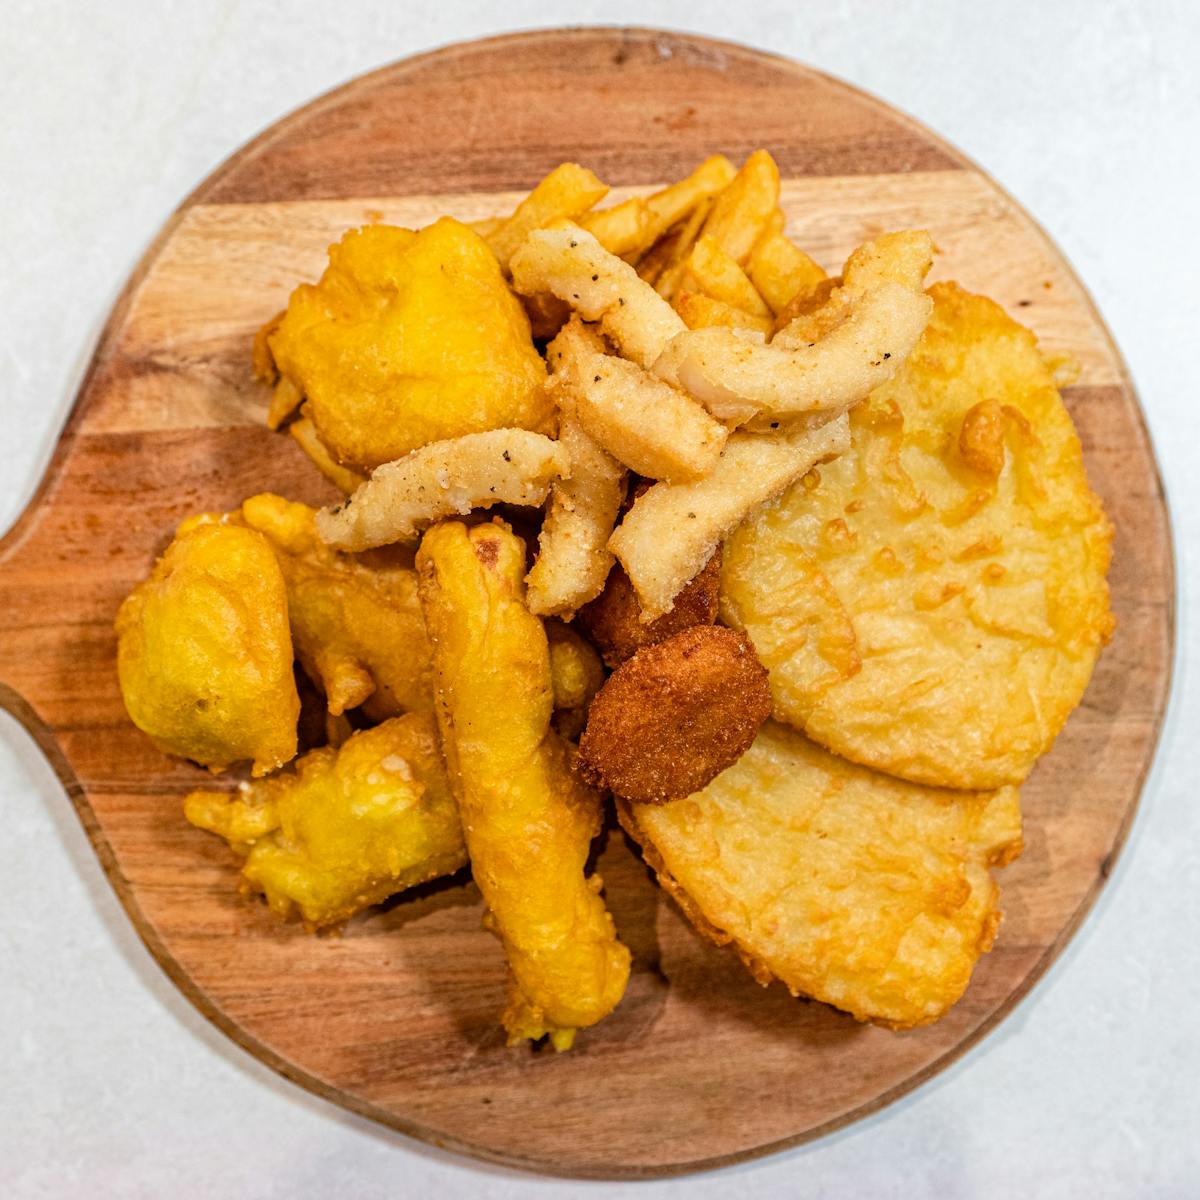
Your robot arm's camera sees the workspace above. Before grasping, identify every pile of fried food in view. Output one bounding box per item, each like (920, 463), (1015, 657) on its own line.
(115, 151), (1114, 1048)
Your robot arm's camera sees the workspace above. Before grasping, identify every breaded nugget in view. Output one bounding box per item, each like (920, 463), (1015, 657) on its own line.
(115, 518), (299, 776)
(721, 283), (1114, 789)
(185, 714), (466, 929)
(577, 548), (721, 668)
(577, 625), (771, 803)
(620, 721), (1023, 1028)
(417, 520), (630, 1049)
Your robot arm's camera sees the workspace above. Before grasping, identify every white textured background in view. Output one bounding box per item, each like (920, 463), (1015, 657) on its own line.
(2, 2), (1196, 1197)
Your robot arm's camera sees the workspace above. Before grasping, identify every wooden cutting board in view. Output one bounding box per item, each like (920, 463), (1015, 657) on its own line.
(0, 28), (1171, 1179)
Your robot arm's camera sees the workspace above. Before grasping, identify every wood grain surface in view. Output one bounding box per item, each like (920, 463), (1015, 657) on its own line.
(0, 28), (1172, 1178)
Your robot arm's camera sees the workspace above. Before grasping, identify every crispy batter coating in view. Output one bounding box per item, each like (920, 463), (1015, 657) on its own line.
(239, 494), (433, 720)
(620, 721), (1023, 1028)
(184, 714), (466, 929)
(116, 520), (299, 776)
(577, 548), (721, 668)
(721, 283), (1114, 788)
(417, 520), (630, 1048)
(268, 219), (551, 470)
(609, 414), (850, 621)
(577, 625), (771, 803)
(316, 429), (569, 551)
(546, 620), (605, 740)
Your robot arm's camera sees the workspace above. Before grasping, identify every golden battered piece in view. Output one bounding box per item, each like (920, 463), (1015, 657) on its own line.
(417, 520), (631, 1049)
(184, 715), (467, 929)
(721, 283), (1114, 789)
(267, 219), (551, 471)
(238, 494), (433, 720)
(546, 620), (605, 740)
(621, 721), (1023, 1028)
(577, 625), (772, 804)
(115, 519), (299, 776)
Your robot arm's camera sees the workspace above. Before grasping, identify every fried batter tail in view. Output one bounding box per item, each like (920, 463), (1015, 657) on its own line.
(416, 520), (631, 1048)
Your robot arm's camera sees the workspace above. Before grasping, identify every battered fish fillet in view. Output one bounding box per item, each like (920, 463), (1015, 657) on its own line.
(721, 283), (1114, 789)
(417, 520), (631, 1049)
(184, 715), (467, 929)
(267, 219), (551, 471)
(620, 721), (1023, 1028)
(238, 493), (433, 720)
(115, 519), (299, 775)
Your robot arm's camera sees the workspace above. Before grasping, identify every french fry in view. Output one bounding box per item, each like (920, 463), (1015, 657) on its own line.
(679, 235), (773, 318)
(609, 415), (851, 620)
(487, 163), (609, 270)
(643, 154), (737, 241)
(252, 309), (285, 383)
(653, 198), (714, 300)
(675, 292), (774, 337)
(266, 376), (303, 430)
(700, 149), (781, 266)
(579, 196), (655, 256)
(468, 216), (504, 238)
(550, 318), (727, 483)
(289, 414), (367, 495)
(747, 221), (829, 315)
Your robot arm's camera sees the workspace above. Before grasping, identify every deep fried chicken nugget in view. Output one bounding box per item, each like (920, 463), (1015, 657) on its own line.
(239, 494), (433, 720)
(184, 714), (466, 929)
(417, 520), (630, 1049)
(577, 548), (721, 669)
(577, 625), (771, 803)
(116, 519), (299, 775)
(620, 721), (1023, 1028)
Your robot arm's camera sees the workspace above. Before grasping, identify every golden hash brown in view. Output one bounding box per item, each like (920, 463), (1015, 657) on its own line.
(577, 625), (771, 803)
(620, 721), (1023, 1029)
(720, 282), (1114, 789)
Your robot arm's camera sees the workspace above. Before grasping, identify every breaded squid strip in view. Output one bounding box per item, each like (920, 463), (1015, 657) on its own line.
(316, 429), (568, 551)
(417, 521), (631, 1049)
(548, 317), (727, 483)
(526, 413), (626, 617)
(652, 281), (933, 427)
(510, 224), (686, 369)
(609, 414), (851, 620)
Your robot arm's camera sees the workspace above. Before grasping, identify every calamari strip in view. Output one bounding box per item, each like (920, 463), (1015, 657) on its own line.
(316, 429), (568, 551)
(609, 415), (851, 620)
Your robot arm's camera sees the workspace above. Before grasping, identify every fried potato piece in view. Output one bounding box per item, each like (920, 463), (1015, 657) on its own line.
(579, 196), (655, 255)
(578, 548), (721, 668)
(747, 221), (828, 315)
(288, 413), (367, 494)
(547, 316), (727, 483)
(610, 414), (850, 621)
(547, 620), (605, 740)
(674, 291), (774, 337)
(699, 149), (781, 265)
(578, 625), (771, 803)
(116, 520), (299, 776)
(648, 198), (713, 300)
(239, 494), (433, 719)
(510, 223), (686, 370)
(268, 219), (551, 470)
(620, 721), (1023, 1028)
(721, 283), (1114, 788)
(252, 309), (285, 383)
(184, 714), (467, 929)
(316, 429), (569, 551)
(417, 520), (630, 1049)
(526, 412), (626, 618)
(679, 235), (773, 318)
(486, 163), (609, 270)
(642, 154), (737, 244)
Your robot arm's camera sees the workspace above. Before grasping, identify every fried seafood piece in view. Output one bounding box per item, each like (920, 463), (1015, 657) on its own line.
(316, 429), (569, 551)
(577, 625), (771, 804)
(239, 494), (433, 720)
(577, 548), (722, 669)
(115, 519), (299, 776)
(417, 520), (631, 1049)
(720, 283), (1114, 789)
(609, 414), (850, 621)
(184, 714), (467, 929)
(546, 620), (605, 740)
(652, 231), (934, 428)
(266, 219), (551, 471)
(620, 721), (1023, 1028)
(525, 377), (627, 618)
(546, 316), (726, 484)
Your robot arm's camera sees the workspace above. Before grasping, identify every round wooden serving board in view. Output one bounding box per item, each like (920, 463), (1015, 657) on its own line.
(0, 28), (1172, 1179)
